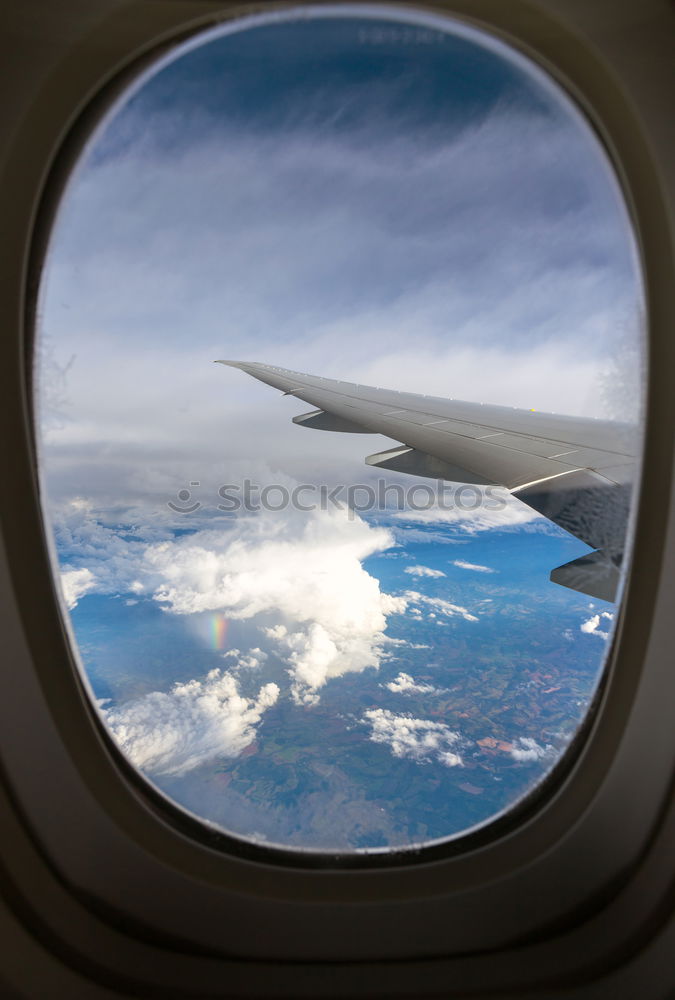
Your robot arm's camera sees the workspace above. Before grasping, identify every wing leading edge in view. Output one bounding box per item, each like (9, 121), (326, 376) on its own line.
(217, 361), (636, 602)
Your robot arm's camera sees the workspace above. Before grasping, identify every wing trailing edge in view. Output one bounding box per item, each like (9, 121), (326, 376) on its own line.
(217, 360), (635, 601)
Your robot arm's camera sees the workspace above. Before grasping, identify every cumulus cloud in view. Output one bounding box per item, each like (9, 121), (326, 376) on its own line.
(403, 590), (479, 623)
(103, 668), (279, 776)
(452, 559), (495, 573)
(223, 647), (267, 670)
(404, 565), (446, 578)
(61, 567), (96, 609)
(364, 708), (462, 767)
(53, 499), (406, 705)
(384, 672), (437, 695)
(510, 737), (555, 762)
(580, 610), (614, 639)
(144, 507), (406, 705)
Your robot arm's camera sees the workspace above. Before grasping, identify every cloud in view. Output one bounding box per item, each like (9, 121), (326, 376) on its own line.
(580, 610), (614, 639)
(384, 672), (437, 695)
(404, 564), (446, 578)
(452, 559), (495, 573)
(510, 737), (555, 762)
(54, 499), (406, 705)
(145, 507), (406, 705)
(395, 494), (545, 532)
(223, 647), (267, 670)
(383, 637), (431, 651)
(60, 567), (96, 609)
(363, 708), (463, 766)
(102, 668), (279, 776)
(403, 590), (479, 623)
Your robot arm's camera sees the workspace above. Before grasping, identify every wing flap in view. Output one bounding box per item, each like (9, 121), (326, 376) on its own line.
(365, 445), (494, 485)
(550, 551), (621, 603)
(292, 409), (371, 433)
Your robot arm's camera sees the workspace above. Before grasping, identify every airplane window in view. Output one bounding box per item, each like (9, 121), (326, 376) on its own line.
(34, 5), (643, 856)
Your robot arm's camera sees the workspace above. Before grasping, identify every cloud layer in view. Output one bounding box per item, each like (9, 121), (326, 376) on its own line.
(38, 51), (642, 510)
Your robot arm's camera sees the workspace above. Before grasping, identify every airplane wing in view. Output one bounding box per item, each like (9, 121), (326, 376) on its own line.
(216, 361), (637, 602)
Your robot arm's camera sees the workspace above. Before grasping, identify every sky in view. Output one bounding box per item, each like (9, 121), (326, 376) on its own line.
(34, 7), (644, 845)
(37, 8), (642, 511)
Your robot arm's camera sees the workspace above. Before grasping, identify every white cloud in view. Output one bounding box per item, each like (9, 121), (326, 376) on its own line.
(54, 500), (406, 705)
(452, 559), (495, 574)
(223, 647), (267, 670)
(383, 638), (431, 651)
(103, 668), (279, 776)
(510, 737), (555, 762)
(364, 708), (463, 767)
(262, 624), (287, 641)
(384, 672), (436, 695)
(580, 611), (614, 639)
(404, 565), (446, 578)
(146, 507), (406, 705)
(403, 590), (479, 623)
(61, 567), (96, 609)
(396, 494), (544, 532)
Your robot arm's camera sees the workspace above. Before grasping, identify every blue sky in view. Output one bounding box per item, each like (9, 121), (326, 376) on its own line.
(35, 8), (641, 841)
(94, 17), (549, 157)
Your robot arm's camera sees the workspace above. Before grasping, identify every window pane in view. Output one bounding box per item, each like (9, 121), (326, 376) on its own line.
(35, 6), (643, 854)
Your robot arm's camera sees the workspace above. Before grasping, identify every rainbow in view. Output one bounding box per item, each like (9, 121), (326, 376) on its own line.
(210, 615), (229, 651)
